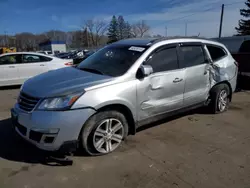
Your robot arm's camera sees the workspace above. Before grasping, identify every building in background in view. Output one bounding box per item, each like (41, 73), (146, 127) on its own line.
(39, 40), (66, 54)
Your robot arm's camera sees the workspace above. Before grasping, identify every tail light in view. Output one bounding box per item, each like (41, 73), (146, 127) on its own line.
(64, 62), (73, 66)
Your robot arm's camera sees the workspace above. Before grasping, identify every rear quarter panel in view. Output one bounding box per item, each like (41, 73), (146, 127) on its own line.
(47, 58), (68, 70)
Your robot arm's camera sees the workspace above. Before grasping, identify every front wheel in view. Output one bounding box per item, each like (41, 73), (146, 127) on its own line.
(80, 110), (129, 156)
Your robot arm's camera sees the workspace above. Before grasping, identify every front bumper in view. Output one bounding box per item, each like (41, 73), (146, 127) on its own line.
(11, 104), (96, 152)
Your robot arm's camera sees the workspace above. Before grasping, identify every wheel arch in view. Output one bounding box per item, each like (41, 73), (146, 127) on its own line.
(96, 103), (136, 135)
(210, 81), (233, 101)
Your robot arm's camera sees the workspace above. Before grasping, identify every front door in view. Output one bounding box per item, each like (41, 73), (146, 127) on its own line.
(0, 54), (21, 86)
(178, 43), (211, 106)
(136, 45), (185, 121)
(18, 54), (48, 82)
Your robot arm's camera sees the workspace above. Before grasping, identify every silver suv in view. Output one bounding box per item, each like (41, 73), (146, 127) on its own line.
(11, 37), (238, 155)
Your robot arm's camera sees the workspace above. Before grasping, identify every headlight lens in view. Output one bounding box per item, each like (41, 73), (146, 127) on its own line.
(37, 92), (83, 110)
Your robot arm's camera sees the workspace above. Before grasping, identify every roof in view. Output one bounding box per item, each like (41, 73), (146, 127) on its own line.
(114, 37), (219, 46)
(0, 51), (55, 58)
(114, 38), (159, 46)
(39, 40), (66, 46)
(211, 35), (250, 41)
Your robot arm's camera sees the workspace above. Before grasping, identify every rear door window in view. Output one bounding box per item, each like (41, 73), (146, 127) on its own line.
(179, 45), (206, 68)
(22, 54), (52, 63)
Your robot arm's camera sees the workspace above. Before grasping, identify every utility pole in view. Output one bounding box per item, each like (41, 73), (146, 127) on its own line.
(219, 4), (224, 38)
(165, 26), (168, 37)
(185, 23), (187, 36)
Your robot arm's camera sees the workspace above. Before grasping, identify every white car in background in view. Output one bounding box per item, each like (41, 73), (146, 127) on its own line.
(0, 52), (73, 87)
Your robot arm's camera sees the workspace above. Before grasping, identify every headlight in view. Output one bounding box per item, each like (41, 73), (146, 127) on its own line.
(37, 92), (84, 110)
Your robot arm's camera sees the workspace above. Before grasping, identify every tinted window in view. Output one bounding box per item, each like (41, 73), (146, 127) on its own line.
(145, 47), (178, 73)
(239, 40), (250, 53)
(78, 45), (148, 77)
(0, 54), (22, 65)
(207, 45), (227, 61)
(179, 46), (205, 68)
(22, 54), (52, 63)
(40, 56), (52, 62)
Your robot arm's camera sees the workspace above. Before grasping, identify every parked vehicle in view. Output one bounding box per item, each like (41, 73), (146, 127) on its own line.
(11, 37), (238, 156)
(0, 52), (73, 86)
(73, 50), (96, 65)
(55, 52), (71, 59)
(56, 50), (85, 60)
(231, 40), (250, 76)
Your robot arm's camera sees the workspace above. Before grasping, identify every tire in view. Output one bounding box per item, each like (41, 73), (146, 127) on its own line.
(209, 84), (230, 114)
(80, 110), (129, 156)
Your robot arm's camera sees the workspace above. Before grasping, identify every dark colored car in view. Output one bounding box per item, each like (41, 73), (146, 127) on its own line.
(73, 51), (96, 65)
(231, 40), (250, 89)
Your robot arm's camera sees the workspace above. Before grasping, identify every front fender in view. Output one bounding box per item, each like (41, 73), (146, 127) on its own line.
(71, 80), (138, 121)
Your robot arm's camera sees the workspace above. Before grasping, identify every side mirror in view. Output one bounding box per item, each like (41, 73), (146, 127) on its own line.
(137, 65), (153, 79)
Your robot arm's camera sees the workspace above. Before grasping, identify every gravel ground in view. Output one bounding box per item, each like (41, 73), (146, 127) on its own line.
(0, 87), (250, 188)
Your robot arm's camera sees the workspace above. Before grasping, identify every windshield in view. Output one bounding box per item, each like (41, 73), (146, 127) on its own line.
(78, 45), (148, 77)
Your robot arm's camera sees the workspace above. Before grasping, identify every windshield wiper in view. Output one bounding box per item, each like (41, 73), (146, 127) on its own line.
(78, 67), (104, 75)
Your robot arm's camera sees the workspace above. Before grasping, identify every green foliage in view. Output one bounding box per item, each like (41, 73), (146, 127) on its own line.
(117, 16), (128, 40)
(107, 15), (118, 44)
(236, 0), (250, 35)
(124, 22), (132, 38)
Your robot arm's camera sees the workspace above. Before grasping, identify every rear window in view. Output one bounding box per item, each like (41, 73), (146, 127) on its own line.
(22, 54), (52, 63)
(239, 40), (250, 53)
(207, 45), (227, 62)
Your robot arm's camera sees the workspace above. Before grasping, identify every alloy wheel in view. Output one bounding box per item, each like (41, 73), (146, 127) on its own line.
(218, 90), (228, 112)
(93, 118), (124, 154)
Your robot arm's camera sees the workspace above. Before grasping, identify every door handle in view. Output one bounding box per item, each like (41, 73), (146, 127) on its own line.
(8, 66), (15, 68)
(40, 64), (45, 66)
(173, 78), (183, 83)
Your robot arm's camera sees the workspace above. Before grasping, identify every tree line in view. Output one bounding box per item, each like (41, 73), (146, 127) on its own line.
(235, 0), (250, 35)
(0, 16), (152, 51)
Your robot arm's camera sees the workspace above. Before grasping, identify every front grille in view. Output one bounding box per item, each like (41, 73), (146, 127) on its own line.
(16, 123), (27, 136)
(18, 92), (40, 112)
(29, 130), (43, 143)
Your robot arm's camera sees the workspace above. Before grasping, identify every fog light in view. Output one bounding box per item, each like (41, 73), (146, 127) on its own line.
(31, 128), (59, 134)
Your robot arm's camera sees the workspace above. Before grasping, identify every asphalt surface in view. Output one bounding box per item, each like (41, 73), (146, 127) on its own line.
(0, 87), (250, 188)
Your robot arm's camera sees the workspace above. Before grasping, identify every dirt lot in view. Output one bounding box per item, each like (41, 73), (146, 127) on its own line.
(0, 87), (250, 188)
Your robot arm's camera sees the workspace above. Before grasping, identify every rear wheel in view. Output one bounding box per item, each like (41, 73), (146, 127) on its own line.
(80, 110), (128, 156)
(209, 84), (230, 114)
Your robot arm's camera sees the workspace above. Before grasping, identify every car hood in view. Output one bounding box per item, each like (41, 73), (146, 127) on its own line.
(22, 67), (113, 98)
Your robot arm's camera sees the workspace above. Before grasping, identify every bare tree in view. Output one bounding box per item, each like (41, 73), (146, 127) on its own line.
(15, 33), (37, 51)
(84, 19), (108, 47)
(131, 20), (150, 38)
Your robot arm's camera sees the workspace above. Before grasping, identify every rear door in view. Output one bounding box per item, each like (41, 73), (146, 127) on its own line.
(18, 54), (50, 82)
(137, 44), (185, 121)
(178, 43), (211, 107)
(0, 54), (22, 86)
